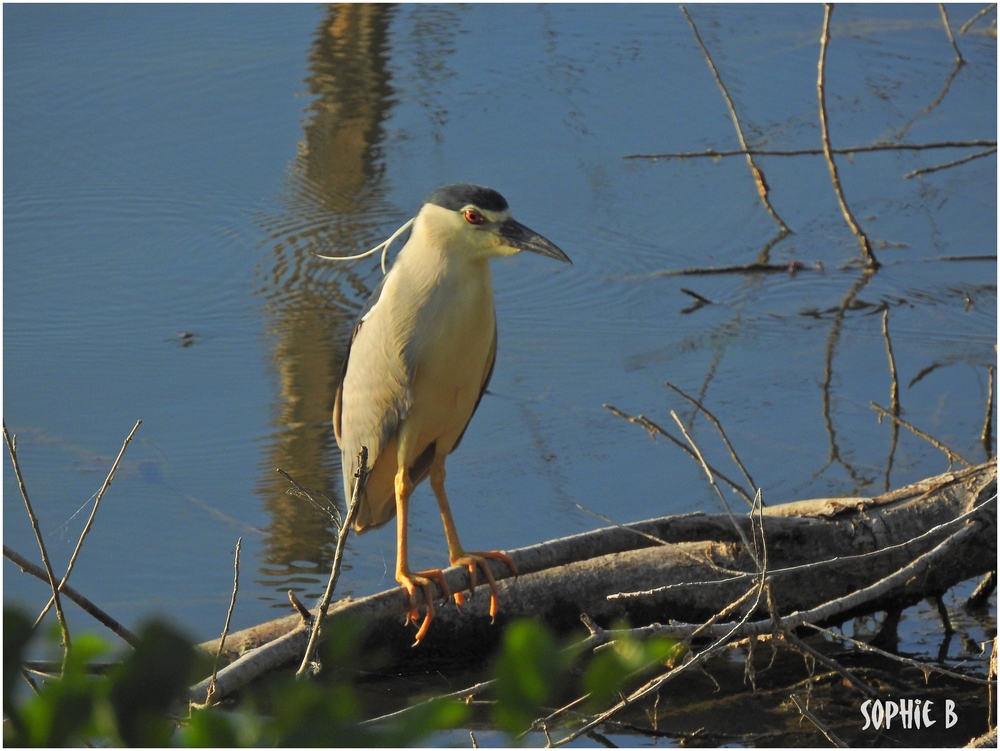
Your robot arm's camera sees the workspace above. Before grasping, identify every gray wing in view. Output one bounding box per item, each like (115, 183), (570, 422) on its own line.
(334, 274), (412, 507)
(334, 274), (387, 446)
(449, 324), (497, 455)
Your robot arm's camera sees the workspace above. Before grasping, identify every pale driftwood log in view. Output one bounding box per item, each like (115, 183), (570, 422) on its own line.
(191, 461), (995, 705)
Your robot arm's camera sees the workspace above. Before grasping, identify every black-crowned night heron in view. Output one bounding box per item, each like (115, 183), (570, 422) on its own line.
(333, 183), (570, 643)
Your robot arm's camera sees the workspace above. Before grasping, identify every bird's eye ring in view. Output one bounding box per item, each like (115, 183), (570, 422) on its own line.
(464, 209), (484, 225)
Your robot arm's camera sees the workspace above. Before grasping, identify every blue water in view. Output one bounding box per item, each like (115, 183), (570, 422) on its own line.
(4, 4), (995, 651)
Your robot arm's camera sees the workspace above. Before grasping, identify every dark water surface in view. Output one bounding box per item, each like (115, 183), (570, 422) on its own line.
(4, 3), (995, 688)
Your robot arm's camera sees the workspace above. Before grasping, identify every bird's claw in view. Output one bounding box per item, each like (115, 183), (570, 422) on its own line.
(451, 551), (517, 621)
(398, 568), (451, 645)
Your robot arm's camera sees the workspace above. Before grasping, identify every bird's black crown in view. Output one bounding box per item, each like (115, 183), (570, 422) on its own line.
(424, 183), (509, 213)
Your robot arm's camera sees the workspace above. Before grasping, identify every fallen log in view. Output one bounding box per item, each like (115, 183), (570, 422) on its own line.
(192, 460), (996, 704)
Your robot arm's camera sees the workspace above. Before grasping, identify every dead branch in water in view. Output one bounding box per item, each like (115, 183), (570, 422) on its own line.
(3, 544), (139, 648)
(904, 146), (996, 178)
(4, 421), (72, 659)
(622, 139), (996, 161)
(191, 461), (995, 706)
(34, 420), (141, 629)
(296, 446), (367, 678)
(818, 4), (879, 269)
(680, 4), (791, 236)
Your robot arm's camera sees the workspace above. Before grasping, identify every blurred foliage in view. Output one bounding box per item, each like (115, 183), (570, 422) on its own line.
(4, 608), (679, 746)
(492, 619), (571, 735)
(581, 622), (686, 711)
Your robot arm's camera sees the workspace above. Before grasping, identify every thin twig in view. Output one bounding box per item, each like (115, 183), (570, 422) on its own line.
(904, 146), (996, 178)
(296, 447), (368, 677)
(895, 60), (963, 141)
(20, 669), (41, 697)
(613, 260), (812, 280)
(287, 590), (312, 623)
(881, 309), (900, 492)
(204, 537), (242, 706)
(958, 3), (997, 33)
(871, 402), (972, 468)
(982, 365), (995, 459)
(3, 544), (138, 648)
(782, 629), (878, 698)
(665, 381), (756, 494)
(361, 681), (495, 726)
(966, 570), (997, 610)
(574, 502), (744, 576)
(670, 411), (759, 571)
(622, 139), (997, 160)
(691, 585), (762, 643)
(3, 421), (71, 655)
(521, 695), (592, 740)
(790, 694), (849, 747)
(35, 420), (141, 629)
(470, 730), (478, 748)
(803, 623), (996, 685)
(938, 4), (965, 63)
(820, 275), (872, 482)
(680, 4), (791, 234)
(276, 468), (342, 528)
(881, 310), (900, 421)
(552, 573), (768, 746)
(604, 404), (752, 502)
(818, 4), (879, 269)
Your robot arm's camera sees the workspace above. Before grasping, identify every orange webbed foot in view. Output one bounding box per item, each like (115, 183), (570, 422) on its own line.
(451, 551), (517, 621)
(398, 568), (451, 646)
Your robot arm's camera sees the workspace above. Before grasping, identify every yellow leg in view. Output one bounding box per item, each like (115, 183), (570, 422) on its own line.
(429, 456), (517, 620)
(394, 464), (450, 645)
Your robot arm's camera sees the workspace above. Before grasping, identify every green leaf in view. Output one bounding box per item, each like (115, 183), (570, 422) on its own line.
(582, 631), (684, 709)
(3, 608), (35, 741)
(491, 619), (565, 736)
(108, 620), (196, 746)
(180, 708), (241, 747)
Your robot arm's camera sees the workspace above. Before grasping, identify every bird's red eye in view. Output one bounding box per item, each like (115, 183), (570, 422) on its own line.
(464, 209), (484, 224)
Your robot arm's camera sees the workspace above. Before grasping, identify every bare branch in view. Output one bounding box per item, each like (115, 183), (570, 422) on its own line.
(790, 694), (849, 747)
(804, 623), (996, 685)
(551, 573), (768, 746)
(287, 590), (311, 623)
(871, 402), (972, 468)
(984, 365), (996, 460)
(670, 410), (760, 570)
(613, 260), (813, 281)
(782, 630), (878, 699)
(604, 404), (753, 502)
(881, 309), (901, 491)
(3, 544), (138, 648)
(679, 5), (791, 234)
(665, 381), (756, 493)
(818, 4), (879, 269)
(203, 537), (242, 706)
(622, 139), (997, 160)
(35, 420), (141, 629)
(958, 3), (997, 34)
(296, 446), (368, 677)
(938, 4), (965, 64)
(904, 146), (996, 178)
(3, 421), (71, 655)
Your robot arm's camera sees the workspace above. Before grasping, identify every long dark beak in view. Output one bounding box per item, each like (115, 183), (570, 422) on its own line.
(498, 218), (572, 263)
